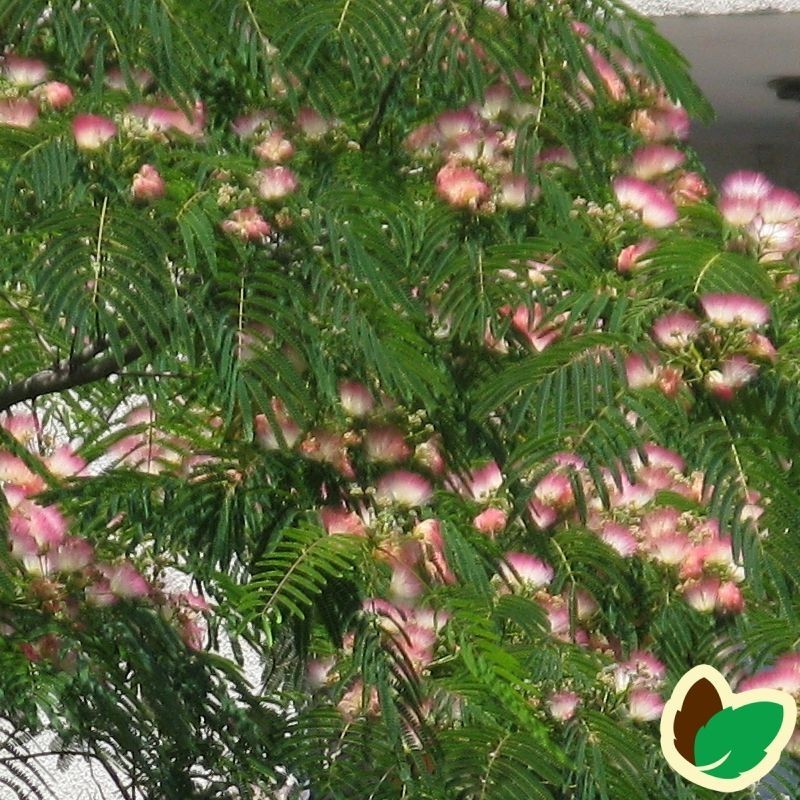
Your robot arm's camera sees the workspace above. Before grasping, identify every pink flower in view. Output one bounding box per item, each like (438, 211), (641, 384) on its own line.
(0, 98), (38, 128)
(647, 533), (690, 565)
(721, 170), (773, 204)
(497, 173), (534, 209)
(178, 591), (212, 613)
(254, 129), (295, 163)
(365, 426), (411, 463)
(533, 471), (573, 510)
(630, 144), (685, 180)
(617, 238), (657, 273)
(128, 100), (205, 138)
(548, 691), (580, 721)
(700, 293), (770, 327)
(627, 688), (664, 722)
(705, 356), (760, 401)
(503, 303), (563, 352)
(85, 579), (117, 607)
(2, 54), (48, 86)
(451, 461), (503, 502)
(585, 45), (627, 101)
(338, 380), (374, 416)
(625, 353), (659, 389)
(404, 123), (440, 154)
(613, 176), (678, 228)
(72, 114), (117, 150)
(536, 147), (577, 169)
(415, 518), (455, 585)
(746, 331), (778, 362)
(651, 311), (700, 349)
(499, 552), (554, 590)
(599, 522), (638, 557)
(481, 82), (513, 119)
(435, 163), (490, 209)
(50, 537), (94, 573)
(472, 507), (508, 536)
(306, 657), (335, 689)
(0, 453), (43, 492)
(389, 564), (425, 601)
(132, 164), (165, 202)
(716, 581), (744, 613)
(682, 577), (721, 612)
(376, 471), (432, 507)
(337, 680), (380, 720)
(639, 507), (681, 538)
(103, 563), (150, 599)
(631, 104), (689, 142)
(35, 81), (74, 109)
(221, 207), (272, 242)
(231, 110), (272, 138)
(105, 67), (153, 92)
(296, 106), (330, 140)
(760, 187), (800, 223)
(671, 171), (709, 205)
(254, 401), (301, 449)
(436, 109), (481, 140)
(12, 503), (67, 551)
(415, 438), (446, 475)
(256, 166), (298, 201)
(641, 444), (685, 473)
(45, 445), (86, 478)
(320, 507), (367, 536)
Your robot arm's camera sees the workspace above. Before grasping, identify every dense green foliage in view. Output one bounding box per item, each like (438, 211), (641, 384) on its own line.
(1, 1), (800, 799)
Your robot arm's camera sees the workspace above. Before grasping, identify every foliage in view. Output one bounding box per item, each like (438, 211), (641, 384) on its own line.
(1, 1), (800, 799)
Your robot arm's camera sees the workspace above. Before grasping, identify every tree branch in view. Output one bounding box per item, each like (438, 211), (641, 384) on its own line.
(0, 341), (143, 414)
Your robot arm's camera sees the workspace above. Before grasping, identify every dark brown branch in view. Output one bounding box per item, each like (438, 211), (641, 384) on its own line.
(0, 342), (143, 413)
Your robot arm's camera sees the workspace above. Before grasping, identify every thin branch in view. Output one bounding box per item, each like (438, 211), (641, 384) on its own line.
(0, 342), (143, 413)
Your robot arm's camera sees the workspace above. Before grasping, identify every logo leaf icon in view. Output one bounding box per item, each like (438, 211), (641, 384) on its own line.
(694, 702), (787, 779)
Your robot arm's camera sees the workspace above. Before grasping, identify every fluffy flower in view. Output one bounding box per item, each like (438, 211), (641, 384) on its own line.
(617, 238), (657, 273)
(221, 207), (272, 242)
(705, 356), (759, 400)
(254, 129), (295, 162)
(498, 552), (554, 590)
(630, 144), (685, 180)
(365, 426), (411, 463)
(376, 471), (433, 507)
(2, 54), (48, 86)
(35, 81), (74, 109)
(435, 163), (490, 209)
(104, 563), (150, 599)
(256, 166), (298, 201)
(548, 691), (580, 721)
(627, 688), (664, 722)
(472, 507), (508, 536)
(72, 114), (117, 149)
(651, 311), (700, 349)
(613, 176), (678, 228)
(0, 98), (38, 128)
(699, 293), (770, 328)
(132, 164), (165, 202)
(296, 107), (330, 139)
(338, 380), (374, 417)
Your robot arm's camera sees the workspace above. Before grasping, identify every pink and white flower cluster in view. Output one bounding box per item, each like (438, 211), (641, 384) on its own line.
(406, 86), (541, 212)
(718, 171), (800, 262)
(635, 292), (775, 402)
(0, 413), (212, 660)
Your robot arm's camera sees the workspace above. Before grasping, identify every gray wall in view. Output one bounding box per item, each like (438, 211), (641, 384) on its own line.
(629, 0), (800, 14)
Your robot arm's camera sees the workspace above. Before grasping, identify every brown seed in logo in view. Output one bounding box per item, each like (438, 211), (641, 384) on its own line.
(673, 677), (724, 763)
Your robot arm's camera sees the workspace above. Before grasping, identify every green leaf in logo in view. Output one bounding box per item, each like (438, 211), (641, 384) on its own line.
(693, 702), (786, 779)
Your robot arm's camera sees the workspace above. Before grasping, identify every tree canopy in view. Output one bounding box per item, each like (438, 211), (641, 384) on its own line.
(2, 1), (800, 798)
